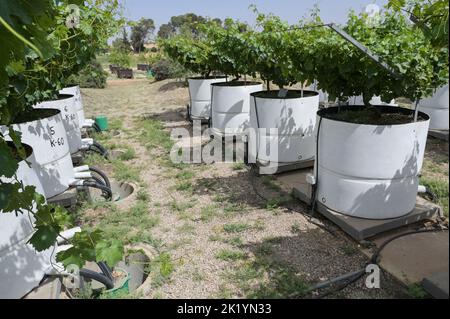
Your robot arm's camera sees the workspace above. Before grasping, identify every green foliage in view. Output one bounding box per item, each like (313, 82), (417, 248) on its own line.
(146, 252), (175, 288)
(151, 58), (187, 81)
(388, 0), (449, 49)
(109, 50), (132, 68)
(223, 223), (251, 234)
(216, 249), (247, 261)
(67, 60), (108, 88)
(199, 18), (257, 79)
(160, 35), (212, 76)
(252, 12), (299, 88)
(316, 9), (447, 103)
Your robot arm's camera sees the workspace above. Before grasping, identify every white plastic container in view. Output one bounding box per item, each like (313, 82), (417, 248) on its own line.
(1, 109), (75, 199)
(315, 106), (430, 219)
(34, 94), (82, 154)
(249, 90), (319, 165)
(417, 84), (449, 130)
(0, 143), (54, 299)
(60, 85), (87, 128)
(211, 81), (263, 136)
(188, 77), (227, 120)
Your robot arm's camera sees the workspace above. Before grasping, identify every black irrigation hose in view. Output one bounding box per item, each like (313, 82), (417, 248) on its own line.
(92, 122), (101, 133)
(424, 187), (438, 202)
(310, 115), (323, 217)
(92, 141), (109, 158)
(91, 176), (106, 187)
(89, 166), (111, 189)
(248, 166), (337, 237)
(97, 262), (114, 282)
(83, 181), (113, 201)
(79, 268), (114, 290)
(89, 144), (107, 158)
(90, 176), (110, 198)
(310, 228), (448, 299)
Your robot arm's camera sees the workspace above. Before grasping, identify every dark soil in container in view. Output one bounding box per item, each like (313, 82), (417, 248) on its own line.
(252, 90), (318, 99)
(211, 81), (261, 87)
(318, 105), (429, 125)
(56, 94), (75, 100)
(8, 108), (60, 125)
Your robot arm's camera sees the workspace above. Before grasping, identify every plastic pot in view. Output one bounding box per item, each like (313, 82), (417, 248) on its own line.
(34, 94), (83, 154)
(103, 268), (130, 298)
(137, 64), (150, 71)
(315, 106), (430, 219)
(0, 143), (54, 299)
(95, 115), (109, 131)
(117, 68), (133, 79)
(60, 85), (87, 128)
(1, 109), (75, 199)
(210, 81), (263, 136)
(248, 90), (319, 165)
(417, 84), (449, 131)
(187, 76), (227, 120)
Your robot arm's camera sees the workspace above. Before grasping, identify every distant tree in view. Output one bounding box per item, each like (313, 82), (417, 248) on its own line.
(157, 13), (214, 39)
(130, 18), (156, 53)
(158, 23), (175, 39)
(112, 28), (132, 52)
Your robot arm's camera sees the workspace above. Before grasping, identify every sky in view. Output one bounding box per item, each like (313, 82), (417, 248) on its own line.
(120, 0), (390, 30)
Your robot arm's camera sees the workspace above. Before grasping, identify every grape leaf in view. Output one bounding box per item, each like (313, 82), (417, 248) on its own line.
(95, 239), (124, 267)
(28, 224), (59, 252)
(0, 141), (19, 178)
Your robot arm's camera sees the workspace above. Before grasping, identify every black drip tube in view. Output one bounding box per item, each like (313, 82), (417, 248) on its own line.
(302, 228), (448, 299)
(92, 122), (101, 133)
(83, 180), (112, 201)
(89, 166), (111, 189)
(79, 268), (114, 290)
(97, 261), (114, 282)
(89, 141), (109, 158)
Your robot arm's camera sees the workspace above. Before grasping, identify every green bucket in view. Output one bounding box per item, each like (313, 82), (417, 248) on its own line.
(95, 115), (109, 131)
(104, 268), (130, 298)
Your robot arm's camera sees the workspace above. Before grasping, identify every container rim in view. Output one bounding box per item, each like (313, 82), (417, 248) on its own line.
(211, 81), (262, 87)
(317, 105), (430, 126)
(189, 76), (228, 80)
(9, 108), (61, 125)
(251, 89), (319, 99)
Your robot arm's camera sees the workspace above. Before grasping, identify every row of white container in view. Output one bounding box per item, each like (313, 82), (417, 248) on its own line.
(187, 78), (433, 221)
(0, 86), (93, 298)
(1, 86), (94, 199)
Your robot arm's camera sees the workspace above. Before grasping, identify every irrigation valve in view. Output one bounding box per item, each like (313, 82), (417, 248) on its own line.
(306, 173), (316, 185)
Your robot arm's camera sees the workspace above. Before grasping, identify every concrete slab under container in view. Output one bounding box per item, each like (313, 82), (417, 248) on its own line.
(275, 168), (448, 297)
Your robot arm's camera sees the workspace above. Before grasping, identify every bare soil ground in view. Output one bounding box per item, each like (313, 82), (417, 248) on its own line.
(78, 78), (448, 299)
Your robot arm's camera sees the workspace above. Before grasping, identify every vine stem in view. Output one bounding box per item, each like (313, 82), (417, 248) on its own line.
(0, 17), (43, 58)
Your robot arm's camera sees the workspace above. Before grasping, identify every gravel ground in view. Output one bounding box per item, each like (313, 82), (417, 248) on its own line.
(80, 78), (420, 299)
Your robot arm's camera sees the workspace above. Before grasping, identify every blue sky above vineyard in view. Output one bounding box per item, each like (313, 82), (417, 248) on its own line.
(120, 0), (389, 28)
